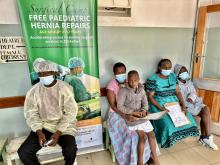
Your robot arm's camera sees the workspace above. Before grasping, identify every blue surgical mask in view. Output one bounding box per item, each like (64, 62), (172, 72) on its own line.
(115, 73), (126, 83)
(179, 72), (189, 80)
(161, 69), (172, 76)
(40, 75), (54, 86)
(76, 71), (84, 77)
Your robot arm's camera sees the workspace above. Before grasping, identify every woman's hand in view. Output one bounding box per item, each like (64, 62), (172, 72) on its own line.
(182, 107), (187, 115)
(160, 107), (169, 112)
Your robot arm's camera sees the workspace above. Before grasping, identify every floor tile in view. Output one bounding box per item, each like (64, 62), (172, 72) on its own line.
(158, 154), (180, 165)
(213, 135), (220, 144)
(91, 150), (116, 165)
(165, 141), (189, 153)
(77, 154), (93, 165)
(211, 162), (220, 165)
(159, 147), (169, 155)
(182, 136), (200, 147)
(171, 148), (209, 165)
(192, 145), (220, 164)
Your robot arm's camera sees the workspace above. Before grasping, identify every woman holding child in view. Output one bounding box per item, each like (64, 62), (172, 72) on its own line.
(106, 62), (153, 165)
(146, 59), (199, 148)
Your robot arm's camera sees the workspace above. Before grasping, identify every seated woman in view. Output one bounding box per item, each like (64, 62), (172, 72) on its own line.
(174, 64), (218, 150)
(107, 63), (151, 165)
(146, 59), (199, 148)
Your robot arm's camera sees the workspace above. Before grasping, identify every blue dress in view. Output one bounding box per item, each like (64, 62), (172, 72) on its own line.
(146, 73), (199, 148)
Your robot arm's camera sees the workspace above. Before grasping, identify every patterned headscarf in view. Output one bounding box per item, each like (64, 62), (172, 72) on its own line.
(34, 60), (58, 72)
(174, 64), (184, 76)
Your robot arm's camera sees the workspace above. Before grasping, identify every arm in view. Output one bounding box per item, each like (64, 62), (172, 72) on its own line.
(141, 90), (148, 111)
(24, 91), (43, 132)
(117, 89), (134, 114)
(106, 89), (126, 118)
(24, 90), (46, 146)
(176, 85), (187, 114)
(147, 91), (167, 111)
(187, 81), (197, 102)
(145, 78), (166, 111)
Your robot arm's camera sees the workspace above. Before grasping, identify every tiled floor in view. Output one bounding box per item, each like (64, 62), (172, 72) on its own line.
(1, 135), (220, 165)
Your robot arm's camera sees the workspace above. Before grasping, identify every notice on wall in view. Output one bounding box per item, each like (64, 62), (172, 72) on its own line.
(0, 37), (27, 63)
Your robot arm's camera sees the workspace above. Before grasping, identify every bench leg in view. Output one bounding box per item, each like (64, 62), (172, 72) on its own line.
(2, 150), (13, 165)
(15, 159), (22, 165)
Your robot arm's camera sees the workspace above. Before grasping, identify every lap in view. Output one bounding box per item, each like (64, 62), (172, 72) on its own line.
(58, 134), (77, 150)
(18, 131), (42, 154)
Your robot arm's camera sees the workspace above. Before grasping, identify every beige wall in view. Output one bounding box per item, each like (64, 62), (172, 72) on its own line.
(0, 0), (200, 27)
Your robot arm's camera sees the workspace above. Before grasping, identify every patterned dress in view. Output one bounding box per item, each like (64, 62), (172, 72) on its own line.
(146, 73), (199, 148)
(107, 79), (151, 165)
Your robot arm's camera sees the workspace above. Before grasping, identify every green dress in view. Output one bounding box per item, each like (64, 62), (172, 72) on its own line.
(146, 73), (199, 148)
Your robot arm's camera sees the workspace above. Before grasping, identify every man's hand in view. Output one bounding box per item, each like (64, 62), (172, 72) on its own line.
(48, 130), (62, 146)
(36, 130), (46, 147)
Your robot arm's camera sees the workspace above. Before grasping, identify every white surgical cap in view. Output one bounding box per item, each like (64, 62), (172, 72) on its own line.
(33, 58), (45, 71)
(34, 60), (58, 72)
(68, 57), (85, 69)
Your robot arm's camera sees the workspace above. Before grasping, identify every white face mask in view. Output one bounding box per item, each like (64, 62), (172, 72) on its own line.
(161, 69), (172, 76)
(40, 75), (54, 86)
(179, 72), (190, 80)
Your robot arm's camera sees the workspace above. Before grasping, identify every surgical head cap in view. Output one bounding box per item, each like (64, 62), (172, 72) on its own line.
(68, 57), (85, 69)
(174, 64), (184, 76)
(34, 60), (58, 72)
(33, 58), (45, 71)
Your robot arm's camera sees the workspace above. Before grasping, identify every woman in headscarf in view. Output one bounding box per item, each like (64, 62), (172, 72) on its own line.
(146, 59), (199, 148)
(174, 64), (218, 150)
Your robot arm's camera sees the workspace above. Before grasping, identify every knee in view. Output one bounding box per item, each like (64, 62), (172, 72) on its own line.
(147, 131), (155, 139)
(137, 131), (146, 142)
(17, 145), (27, 161)
(202, 106), (210, 117)
(62, 145), (77, 159)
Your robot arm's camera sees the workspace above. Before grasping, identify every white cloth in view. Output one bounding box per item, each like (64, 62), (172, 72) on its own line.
(128, 121), (154, 133)
(24, 80), (78, 136)
(178, 80), (205, 116)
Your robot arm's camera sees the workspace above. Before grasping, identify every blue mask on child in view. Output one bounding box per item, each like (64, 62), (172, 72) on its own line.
(179, 72), (189, 80)
(161, 69), (172, 76)
(115, 74), (126, 83)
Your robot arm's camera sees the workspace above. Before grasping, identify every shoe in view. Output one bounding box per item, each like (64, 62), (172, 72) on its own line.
(201, 135), (219, 150)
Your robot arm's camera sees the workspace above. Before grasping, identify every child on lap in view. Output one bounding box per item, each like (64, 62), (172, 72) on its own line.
(117, 70), (160, 165)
